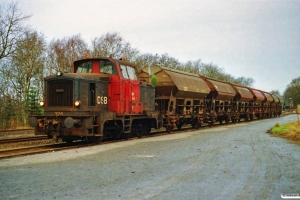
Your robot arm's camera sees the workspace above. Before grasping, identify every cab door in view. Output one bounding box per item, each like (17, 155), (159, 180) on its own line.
(120, 65), (143, 114)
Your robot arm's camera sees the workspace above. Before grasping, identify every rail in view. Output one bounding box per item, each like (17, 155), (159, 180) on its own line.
(0, 136), (49, 145)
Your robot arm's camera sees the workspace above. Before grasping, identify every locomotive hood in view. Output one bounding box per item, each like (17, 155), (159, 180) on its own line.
(45, 72), (109, 81)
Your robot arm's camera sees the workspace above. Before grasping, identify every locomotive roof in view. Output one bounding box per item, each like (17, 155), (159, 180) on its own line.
(74, 57), (136, 67)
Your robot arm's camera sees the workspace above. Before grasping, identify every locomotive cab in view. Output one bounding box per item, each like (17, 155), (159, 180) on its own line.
(74, 57), (144, 115)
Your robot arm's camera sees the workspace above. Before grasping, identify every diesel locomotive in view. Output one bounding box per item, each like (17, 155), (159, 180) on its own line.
(29, 56), (282, 142)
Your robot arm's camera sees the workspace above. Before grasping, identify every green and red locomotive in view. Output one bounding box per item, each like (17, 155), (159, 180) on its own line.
(29, 56), (159, 143)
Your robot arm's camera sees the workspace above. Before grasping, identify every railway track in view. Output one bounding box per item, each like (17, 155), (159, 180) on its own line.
(0, 128), (34, 133)
(0, 136), (50, 145)
(0, 119), (259, 160)
(0, 128), (176, 160)
(0, 142), (95, 160)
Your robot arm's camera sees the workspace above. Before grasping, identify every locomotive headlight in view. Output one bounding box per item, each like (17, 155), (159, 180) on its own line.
(74, 100), (81, 107)
(56, 71), (63, 77)
(39, 100), (45, 107)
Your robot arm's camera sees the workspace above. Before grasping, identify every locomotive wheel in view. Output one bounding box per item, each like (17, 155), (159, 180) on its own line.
(122, 132), (131, 140)
(85, 136), (103, 144)
(134, 123), (144, 138)
(113, 122), (122, 139)
(62, 137), (73, 143)
(136, 129), (143, 138)
(92, 136), (103, 144)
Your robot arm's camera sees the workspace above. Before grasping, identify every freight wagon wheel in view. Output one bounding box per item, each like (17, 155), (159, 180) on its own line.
(191, 119), (200, 129)
(177, 118), (185, 130)
(166, 125), (173, 133)
(225, 118), (229, 125)
(250, 115), (253, 121)
(176, 124), (182, 130)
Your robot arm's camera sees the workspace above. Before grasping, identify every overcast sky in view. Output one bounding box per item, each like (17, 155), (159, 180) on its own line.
(4, 0), (300, 94)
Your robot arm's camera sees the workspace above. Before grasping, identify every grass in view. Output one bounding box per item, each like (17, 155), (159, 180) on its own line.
(269, 121), (300, 143)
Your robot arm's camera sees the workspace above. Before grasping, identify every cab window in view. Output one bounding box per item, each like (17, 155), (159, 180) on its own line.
(76, 61), (92, 73)
(127, 67), (137, 80)
(100, 60), (117, 75)
(121, 65), (129, 79)
(121, 65), (137, 80)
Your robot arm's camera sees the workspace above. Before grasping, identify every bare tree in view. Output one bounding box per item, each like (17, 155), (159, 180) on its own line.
(47, 34), (88, 74)
(4, 30), (46, 125)
(0, 2), (31, 60)
(199, 63), (225, 79)
(134, 53), (159, 72)
(121, 42), (140, 61)
(92, 32), (123, 58)
(182, 59), (202, 74)
(232, 76), (254, 87)
(134, 53), (180, 72)
(158, 53), (180, 69)
(284, 77), (300, 107)
(91, 32), (140, 61)
(270, 90), (281, 96)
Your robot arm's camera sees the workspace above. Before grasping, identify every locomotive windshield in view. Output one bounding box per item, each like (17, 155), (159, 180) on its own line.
(100, 60), (117, 75)
(121, 65), (137, 80)
(76, 61), (92, 73)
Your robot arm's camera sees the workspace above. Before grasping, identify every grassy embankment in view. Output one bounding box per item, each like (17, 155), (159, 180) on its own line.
(269, 121), (300, 144)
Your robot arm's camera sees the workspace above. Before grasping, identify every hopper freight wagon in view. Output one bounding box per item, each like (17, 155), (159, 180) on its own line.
(228, 83), (254, 122)
(200, 76), (236, 125)
(139, 65), (211, 132)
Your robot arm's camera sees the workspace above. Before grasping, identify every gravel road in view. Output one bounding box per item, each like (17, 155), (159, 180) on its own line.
(1, 114), (299, 200)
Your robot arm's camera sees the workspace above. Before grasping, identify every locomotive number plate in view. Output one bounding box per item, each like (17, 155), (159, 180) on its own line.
(97, 96), (108, 104)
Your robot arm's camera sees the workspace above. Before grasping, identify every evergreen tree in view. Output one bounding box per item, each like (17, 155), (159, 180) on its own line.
(26, 87), (43, 116)
(150, 74), (159, 87)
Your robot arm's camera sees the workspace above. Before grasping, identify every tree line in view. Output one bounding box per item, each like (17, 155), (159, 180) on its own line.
(0, 2), (298, 129)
